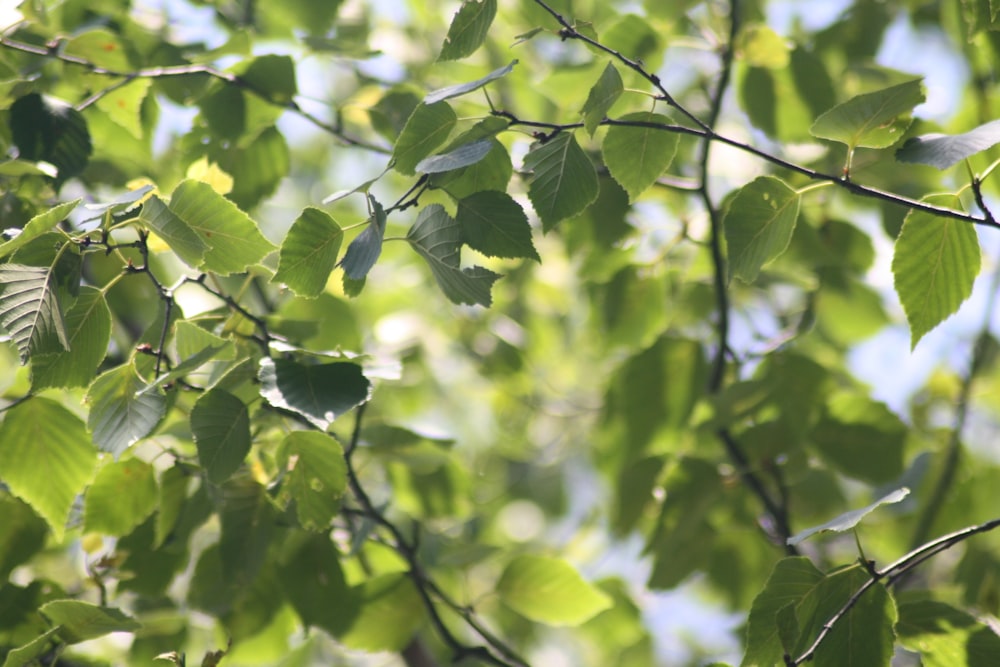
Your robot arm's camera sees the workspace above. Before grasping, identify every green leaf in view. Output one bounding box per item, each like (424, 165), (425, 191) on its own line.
(603, 112), (679, 201)
(524, 132), (599, 231)
(438, 0), (497, 61)
(218, 477), (274, 587)
(167, 179), (276, 275)
(742, 558), (825, 667)
(497, 555), (613, 626)
(0, 263), (70, 363)
(2, 628), (61, 667)
(786, 487), (909, 546)
(155, 464), (192, 549)
(456, 191), (539, 261)
(258, 357), (372, 430)
(339, 195), (386, 280)
(139, 195), (208, 269)
(190, 389), (251, 484)
(897, 600), (1000, 667)
(10, 93), (92, 185)
(810, 78), (924, 149)
(738, 24), (791, 69)
(415, 137), (493, 174)
(724, 176), (801, 282)
(896, 119), (1000, 169)
(273, 207), (343, 298)
(86, 363), (167, 458)
(391, 102), (457, 175)
(0, 397), (97, 540)
(30, 287), (112, 390)
(277, 432), (347, 531)
(83, 458), (158, 537)
(138, 342), (230, 396)
(581, 62), (624, 136)
(95, 79), (152, 139)
(40, 600), (141, 643)
(810, 393), (907, 485)
(424, 60), (517, 104)
(338, 574), (424, 651)
(429, 118), (512, 197)
(892, 195), (981, 347)
(0, 200), (80, 259)
(406, 204), (502, 306)
(0, 495), (48, 580)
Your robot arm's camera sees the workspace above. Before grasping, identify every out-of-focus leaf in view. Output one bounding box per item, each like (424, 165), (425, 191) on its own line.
(10, 93), (92, 185)
(423, 61), (517, 104)
(439, 0), (497, 61)
(896, 119), (1000, 169)
(84, 458), (159, 536)
(786, 487), (909, 546)
(497, 555), (613, 626)
(603, 112), (678, 201)
(40, 600), (141, 643)
(190, 389), (251, 484)
(581, 62), (623, 136)
(277, 431), (347, 531)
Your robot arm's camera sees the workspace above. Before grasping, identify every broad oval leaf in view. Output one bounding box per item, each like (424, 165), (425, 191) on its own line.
(896, 118), (1000, 169)
(603, 112), (678, 201)
(524, 132), (599, 231)
(0, 397), (97, 540)
(415, 138), (493, 174)
(10, 93), (92, 185)
(406, 204), (502, 306)
(581, 62), (624, 136)
(723, 176), (801, 282)
(278, 431), (347, 531)
(810, 392), (907, 484)
(83, 458), (158, 537)
(191, 389), (251, 484)
(0, 200), (81, 260)
(892, 194), (981, 348)
(273, 207), (343, 298)
(497, 555), (613, 626)
(456, 191), (539, 261)
(30, 287), (111, 390)
(438, 0), (497, 61)
(743, 558), (825, 667)
(810, 78), (924, 149)
(258, 357), (372, 430)
(391, 102), (457, 175)
(39, 600), (141, 644)
(86, 363), (167, 458)
(0, 263), (70, 363)
(139, 195), (208, 269)
(786, 487), (909, 546)
(423, 60), (517, 105)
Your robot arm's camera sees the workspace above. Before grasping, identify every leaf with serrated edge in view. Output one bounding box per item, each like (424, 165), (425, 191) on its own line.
(167, 179), (275, 275)
(407, 204), (501, 306)
(896, 119), (1000, 169)
(138, 195), (207, 268)
(724, 176), (801, 282)
(439, 0), (497, 61)
(30, 286), (111, 389)
(391, 102), (457, 175)
(603, 112), (678, 201)
(339, 196), (387, 280)
(191, 389), (251, 484)
(83, 458), (158, 536)
(258, 357), (372, 430)
(424, 61), (517, 104)
(0, 397), (97, 540)
(0, 263), (69, 363)
(810, 78), (924, 149)
(523, 132), (599, 231)
(278, 432), (347, 531)
(787, 487), (909, 546)
(86, 363), (167, 458)
(273, 207), (343, 297)
(892, 194), (981, 348)
(456, 191), (539, 260)
(581, 63), (624, 136)
(0, 200), (80, 259)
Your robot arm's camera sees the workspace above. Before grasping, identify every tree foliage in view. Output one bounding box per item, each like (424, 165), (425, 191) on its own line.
(2, 1), (1000, 666)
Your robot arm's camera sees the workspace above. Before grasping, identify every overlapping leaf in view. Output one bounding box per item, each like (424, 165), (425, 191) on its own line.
(456, 191), (539, 260)
(581, 62), (624, 136)
(86, 363), (167, 458)
(191, 389), (251, 484)
(83, 459), (158, 536)
(258, 357), (372, 430)
(0, 263), (69, 363)
(810, 78), (924, 149)
(407, 204), (501, 306)
(30, 287), (111, 390)
(277, 432), (347, 531)
(603, 112), (678, 201)
(438, 0), (497, 61)
(724, 176), (801, 282)
(273, 207), (343, 297)
(391, 102), (457, 175)
(896, 119), (1000, 169)
(523, 132), (599, 231)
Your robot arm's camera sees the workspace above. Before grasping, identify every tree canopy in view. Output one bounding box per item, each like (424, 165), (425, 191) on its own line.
(2, 0), (1000, 666)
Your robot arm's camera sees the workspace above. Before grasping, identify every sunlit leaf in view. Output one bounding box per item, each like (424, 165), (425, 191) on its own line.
(83, 458), (158, 536)
(439, 0), (497, 61)
(603, 112), (678, 201)
(0, 263), (70, 363)
(581, 62), (624, 136)
(787, 487), (909, 546)
(497, 555), (613, 626)
(810, 78), (924, 149)
(40, 600), (141, 643)
(724, 176), (801, 282)
(86, 363), (167, 458)
(30, 287), (111, 390)
(0, 200), (80, 259)
(892, 195), (980, 348)
(424, 60), (517, 104)
(273, 207), (343, 298)
(524, 132), (599, 231)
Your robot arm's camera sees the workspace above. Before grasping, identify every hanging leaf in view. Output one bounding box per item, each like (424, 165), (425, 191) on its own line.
(0, 397), (97, 540)
(339, 195), (387, 280)
(273, 207), (343, 298)
(406, 204), (502, 306)
(29, 287), (110, 390)
(724, 176), (801, 282)
(415, 138), (493, 174)
(810, 78), (924, 149)
(896, 119), (1000, 169)
(391, 102), (457, 175)
(277, 432), (348, 531)
(40, 600), (141, 643)
(258, 357), (372, 430)
(497, 555), (613, 626)
(139, 196), (209, 269)
(524, 132), (599, 231)
(0, 200), (80, 260)
(581, 62), (624, 136)
(9, 93), (92, 185)
(0, 263), (70, 363)
(191, 389), (251, 484)
(456, 191), (539, 261)
(603, 112), (678, 201)
(424, 60), (517, 104)
(438, 0), (497, 61)
(86, 363), (167, 458)
(892, 194), (980, 348)
(786, 487), (909, 546)
(166, 179), (276, 275)
(743, 558), (825, 667)
(810, 393), (907, 485)
(83, 458), (159, 537)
